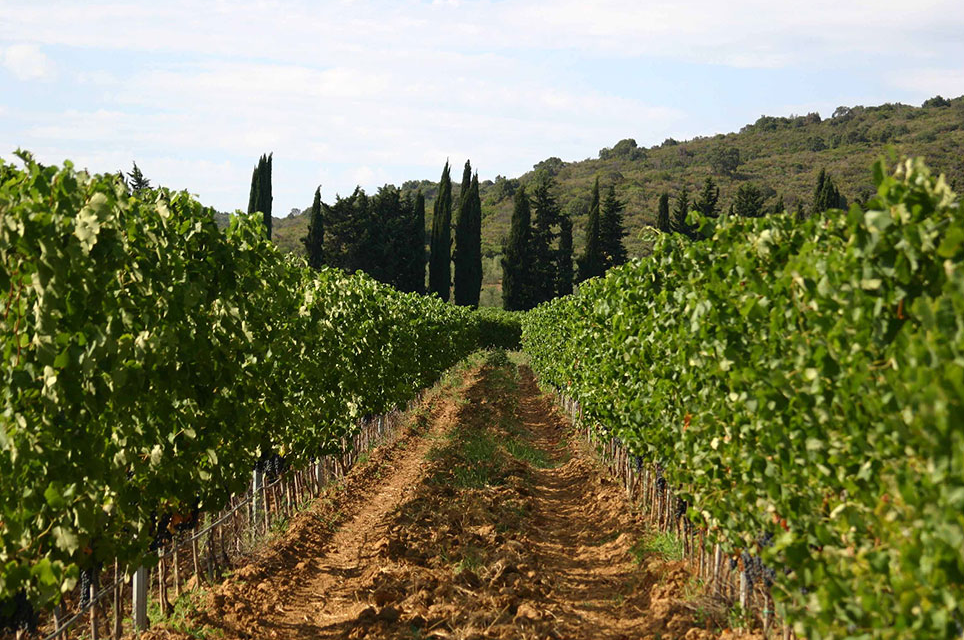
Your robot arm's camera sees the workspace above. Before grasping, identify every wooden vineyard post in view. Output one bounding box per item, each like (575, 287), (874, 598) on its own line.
(52, 604), (62, 640)
(739, 568), (750, 615)
(251, 468), (264, 533)
(90, 569), (99, 640)
(113, 561), (123, 640)
(132, 565), (149, 631)
(207, 525), (217, 582)
(763, 591), (773, 635)
(713, 544), (723, 595)
(173, 545), (181, 600)
(158, 550), (167, 617)
(262, 481), (270, 533)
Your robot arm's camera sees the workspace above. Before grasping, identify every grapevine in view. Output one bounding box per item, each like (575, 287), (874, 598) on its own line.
(522, 157), (964, 639)
(0, 152), (517, 612)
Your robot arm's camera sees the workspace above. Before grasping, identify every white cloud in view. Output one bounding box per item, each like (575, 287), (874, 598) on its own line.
(2, 43), (53, 80)
(890, 68), (964, 100)
(2, 0), (962, 213)
(2, 0), (962, 69)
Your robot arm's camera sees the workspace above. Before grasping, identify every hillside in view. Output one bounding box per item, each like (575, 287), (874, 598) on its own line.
(272, 96), (964, 303)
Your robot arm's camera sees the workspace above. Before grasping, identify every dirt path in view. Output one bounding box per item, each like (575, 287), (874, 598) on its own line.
(147, 357), (736, 640)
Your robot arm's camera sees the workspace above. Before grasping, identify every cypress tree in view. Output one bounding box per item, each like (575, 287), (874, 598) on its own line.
(409, 191), (426, 293)
(458, 160), (472, 209)
(599, 184), (627, 269)
(695, 177), (719, 217)
(454, 171), (483, 306)
(501, 187), (531, 311)
(453, 161), (474, 305)
(247, 164), (259, 216)
(247, 153), (273, 239)
(576, 177), (604, 282)
(262, 153), (273, 240)
(557, 213), (573, 296)
(814, 169), (843, 212)
(429, 161), (453, 301)
(656, 192), (671, 233)
(529, 173), (560, 305)
(302, 186), (324, 270)
(813, 168), (826, 211)
(672, 186), (693, 238)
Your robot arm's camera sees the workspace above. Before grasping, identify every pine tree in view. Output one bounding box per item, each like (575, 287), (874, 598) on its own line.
(672, 186), (693, 238)
(501, 187), (531, 311)
(368, 185), (406, 284)
(599, 184), (627, 269)
(656, 192), (671, 233)
(302, 186), (324, 270)
(429, 161), (453, 301)
(529, 173), (560, 305)
(734, 183), (765, 218)
(576, 177), (604, 282)
(127, 162), (151, 194)
(556, 213), (573, 296)
(695, 177), (719, 217)
(322, 187), (370, 273)
(454, 171), (483, 306)
(795, 201), (806, 221)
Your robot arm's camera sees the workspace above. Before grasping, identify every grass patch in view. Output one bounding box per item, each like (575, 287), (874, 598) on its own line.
(148, 590), (224, 639)
(455, 546), (483, 574)
(631, 531), (684, 562)
(427, 429), (504, 489)
(503, 438), (554, 469)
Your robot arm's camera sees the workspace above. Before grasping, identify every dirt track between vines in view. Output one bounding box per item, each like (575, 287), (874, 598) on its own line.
(144, 359), (746, 640)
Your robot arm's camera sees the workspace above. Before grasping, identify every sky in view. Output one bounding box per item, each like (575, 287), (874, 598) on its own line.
(1, 0), (963, 215)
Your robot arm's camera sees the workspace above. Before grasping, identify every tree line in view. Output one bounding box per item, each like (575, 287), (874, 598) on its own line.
(501, 173), (628, 311)
(656, 168), (846, 239)
(296, 158), (483, 304)
(129, 154), (844, 311)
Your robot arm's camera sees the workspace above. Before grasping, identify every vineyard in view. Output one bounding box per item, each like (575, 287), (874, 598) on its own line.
(0, 153), (519, 633)
(1, 152), (963, 639)
(523, 157), (964, 639)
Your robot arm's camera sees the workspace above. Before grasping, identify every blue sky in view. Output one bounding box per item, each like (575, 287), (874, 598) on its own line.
(2, 0), (963, 214)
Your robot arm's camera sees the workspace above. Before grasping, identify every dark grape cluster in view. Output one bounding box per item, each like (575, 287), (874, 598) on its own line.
(78, 566), (95, 606)
(0, 592), (37, 634)
(741, 551), (776, 588)
(674, 497), (688, 519)
(757, 530), (774, 548)
(149, 512), (174, 551)
(633, 455), (643, 472)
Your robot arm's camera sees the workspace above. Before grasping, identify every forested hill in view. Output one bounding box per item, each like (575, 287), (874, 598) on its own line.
(273, 95), (964, 263)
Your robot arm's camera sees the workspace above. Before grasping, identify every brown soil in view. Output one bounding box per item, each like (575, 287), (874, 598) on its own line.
(142, 361), (752, 640)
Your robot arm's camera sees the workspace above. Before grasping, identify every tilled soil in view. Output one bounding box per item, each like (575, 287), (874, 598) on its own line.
(143, 360), (748, 640)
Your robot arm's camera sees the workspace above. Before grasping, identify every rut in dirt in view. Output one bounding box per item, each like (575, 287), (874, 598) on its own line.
(152, 355), (731, 640)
